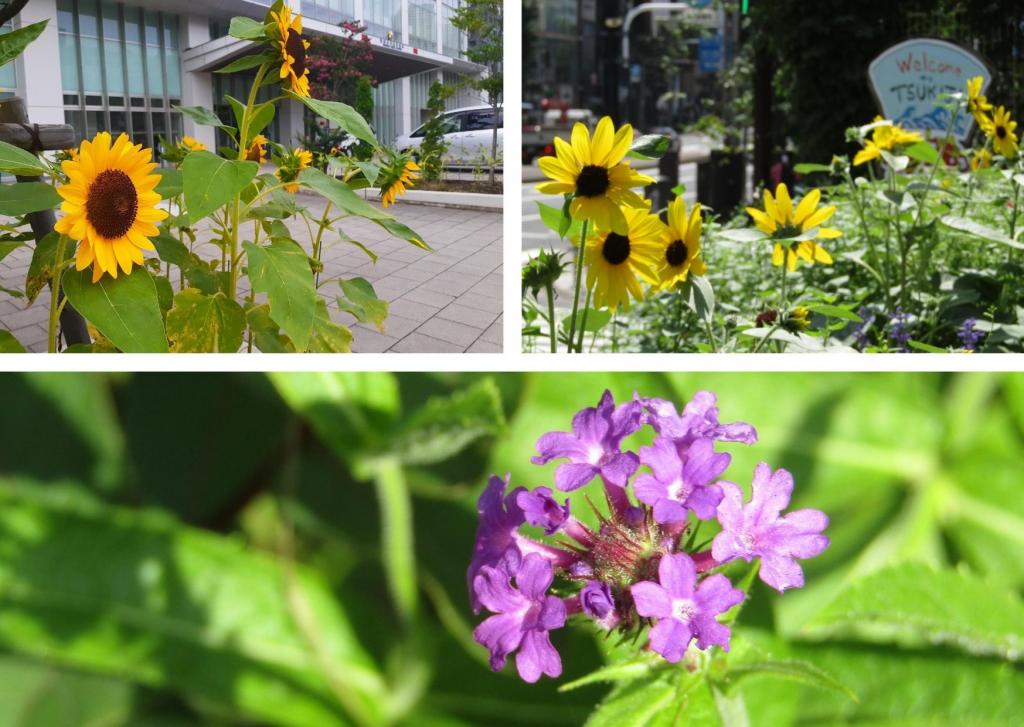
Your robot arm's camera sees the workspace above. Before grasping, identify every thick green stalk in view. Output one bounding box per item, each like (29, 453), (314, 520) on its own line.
(47, 235), (68, 353)
(545, 281), (556, 353)
(566, 216), (589, 354)
(373, 458), (418, 626)
(575, 284), (592, 353)
(229, 63), (269, 303)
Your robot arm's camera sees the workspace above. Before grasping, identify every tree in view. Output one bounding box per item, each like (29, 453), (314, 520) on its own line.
(450, 0), (503, 184)
(306, 21), (374, 104)
(419, 81), (456, 181)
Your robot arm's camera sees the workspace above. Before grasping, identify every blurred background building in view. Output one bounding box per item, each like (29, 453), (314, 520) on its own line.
(1, 0), (486, 152)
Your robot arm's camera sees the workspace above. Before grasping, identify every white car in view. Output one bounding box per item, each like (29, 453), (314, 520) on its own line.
(395, 104), (503, 167)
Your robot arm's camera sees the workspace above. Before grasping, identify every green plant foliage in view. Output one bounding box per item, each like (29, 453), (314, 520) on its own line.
(61, 266), (168, 353)
(0, 19), (47, 67)
(181, 152), (259, 223)
(243, 241), (319, 351)
(0, 182), (61, 216)
(165, 288), (247, 352)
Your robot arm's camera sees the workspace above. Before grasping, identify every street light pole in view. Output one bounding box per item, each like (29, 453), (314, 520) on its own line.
(621, 2), (697, 125)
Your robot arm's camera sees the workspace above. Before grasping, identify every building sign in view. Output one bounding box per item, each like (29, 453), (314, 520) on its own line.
(868, 38), (991, 142)
(698, 35), (723, 74)
(379, 31), (404, 51)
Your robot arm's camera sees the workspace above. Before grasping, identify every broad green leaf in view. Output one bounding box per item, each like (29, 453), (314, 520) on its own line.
(337, 277), (388, 333)
(268, 372), (400, 464)
(61, 267), (168, 353)
(373, 216), (431, 250)
(337, 230), (379, 263)
(154, 167), (183, 198)
(805, 303), (863, 322)
(793, 163), (832, 174)
(586, 670), (719, 727)
(805, 563), (1024, 660)
(151, 231), (193, 268)
(904, 140), (940, 165)
(558, 655), (664, 692)
(174, 105), (232, 132)
(0, 181), (61, 216)
(536, 201), (581, 239)
(292, 95), (378, 146)
(229, 16), (270, 40)
(299, 167), (390, 220)
(181, 151), (259, 223)
(243, 240), (318, 351)
(308, 298), (353, 353)
(0, 329), (25, 352)
(725, 658), (857, 702)
(216, 52), (273, 74)
(939, 215), (1024, 250)
(165, 288), (246, 352)
(627, 134), (670, 160)
(0, 481), (387, 727)
(685, 274), (715, 322)
(372, 459), (418, 623)
(386, 378), (506, 467)
(247, 100), (277, 142)
(0, 239), (24, 264)
(0, 20), (47, 67)
(0, 139), (48, 176)
(908, 339), (947, 353)
(560, 308), (611, 335)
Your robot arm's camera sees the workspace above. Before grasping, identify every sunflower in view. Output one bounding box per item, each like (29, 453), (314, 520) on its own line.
(657, 196), (707, 289)
(785, 306), (811, 332)
(271, 4), (311, 98)
(244, 134), (269, 163)
(275, 147), (313, 193)
(537, 116), (655, 235)
(970, 147), (992, 171)
(965, 76), (993, 125)
(54, 132), (168, 282)
(181, 135), (206, 152)
(746, 184), (840, 272)
(380, 157), (421, 207)
(853, 118), (922, 166)
(981, 106), (1019, 158)
(584, 201), (663, 310)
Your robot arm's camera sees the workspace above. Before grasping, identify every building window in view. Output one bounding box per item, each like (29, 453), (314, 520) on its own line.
(57, 0), (182, 157)
(409, 0), (437, 50)
(303, 0), (355, 26)
(372, 77), (402, 145)
(0, 20), (17, 99)
(442, 1), (464, 58)
(364, 0), (399, 39)
(212, 72), (281, 149)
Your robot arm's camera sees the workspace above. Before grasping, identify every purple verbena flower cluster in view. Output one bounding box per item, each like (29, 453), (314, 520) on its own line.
(958, 317), (983, 351)
(888, 309), (912, 351)
(467, 390), (830, 682)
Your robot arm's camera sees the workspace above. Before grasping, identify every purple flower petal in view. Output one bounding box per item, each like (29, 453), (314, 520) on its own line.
(658, 551), (697, 598)
(517, 551), (556, 601)
(473, 561), (521, 614)
(630, 581), (672, 618)
(600, 451), (640, 488)
(682, 438), (731, 488)
(532, 431), (588, 465)
(749, 462), (793, 521)
(684, 482), (723, 521)
(581, 581), (615, 621)
(760, 553), (805, 592)
(554, 462), (600, 492)
(652, 498), (686, 524)
(468, 474), (527, 613)
(473, 612), (525, 671)
(517, 487), (571, 535)
(648, 616), (692, 663)
(516, 629), (562, 683)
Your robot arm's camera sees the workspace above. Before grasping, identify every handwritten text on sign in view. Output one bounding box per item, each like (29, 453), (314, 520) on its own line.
(868, 39), (990, 142)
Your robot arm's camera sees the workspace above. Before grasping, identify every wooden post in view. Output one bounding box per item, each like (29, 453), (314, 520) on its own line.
(0, 98), (90, 348)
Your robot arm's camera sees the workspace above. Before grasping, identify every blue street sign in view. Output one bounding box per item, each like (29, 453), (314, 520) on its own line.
(699, 35), (723, 74)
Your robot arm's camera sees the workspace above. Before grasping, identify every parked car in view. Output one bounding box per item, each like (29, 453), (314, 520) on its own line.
(522, 104), (595, 163)
(395, 104), (503, 167)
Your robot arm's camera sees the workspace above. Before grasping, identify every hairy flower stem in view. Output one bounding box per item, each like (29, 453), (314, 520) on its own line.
(846, 172), (889, 307)
(1009, 182), (1021, 264)
(567, 216), (589, 353)
(311, 201), (333, 287)
(47, 235), (68, 353)
(576, 285), (592, 353)
(544, 281), (557, 353)
(915, 105), (960, 228)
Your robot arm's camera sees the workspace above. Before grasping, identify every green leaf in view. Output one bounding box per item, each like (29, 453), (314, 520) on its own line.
(560, 307), (611, 335)
(0, 181), (61, 216)
(373, 216), (431, 250)
(725, 659), (857, 702)
(558, 655), (663, 692)
(0, 139), (49, 176)
(386, 378), (506, 466)
(0, 20), (47, 67)
(247, 100), (277, 142)
(247, 302), (296, 352)
(174, 105), (232, 132)
(229, 16), (270, 40)
(805, 563), (1024, 660)
(879, 150), (909, 172)
(371, 459), (418, 623)
(908, 339), (947, 353)
(337, 230), (378, 263)
(627, 134), (670, 160)
(268, 372), (400, 465)
(61, 267), (169, 353)
(154, 167), (183, 198)
(165, 288), (246, 352)
(299, 167), (390, 220)
(216, 52), (273, 74)
(0, 329), (25, 352)
(244, 240), (318, 351)
(586, 671), (718, 727)
(151, 232), (192, 268)
(0, 481), (387, 727)
(537, 201), (580, 239)
(904, 140), (940, 165)
(181, 151), (259, 223)
(793, 163), (833, 174)
(337, 277), (388, 333)
(292, 94), (378, 146)
(307, 298), (353, 353)
(685, 274), (715, 322)
(805, 303), (863, 322)
(939, 215), (1024, 250)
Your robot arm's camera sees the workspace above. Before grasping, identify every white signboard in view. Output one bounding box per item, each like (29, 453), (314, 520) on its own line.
(868, 39), (991, 142)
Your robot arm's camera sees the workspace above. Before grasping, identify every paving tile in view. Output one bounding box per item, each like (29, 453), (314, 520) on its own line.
(350, 326), (398, 353)
(416, 317), (484, 347)
(400, 287), (457, 308)
(467, 339), (502, 353)
(436, 303), (499, 330)
(390, 332), (464, 353)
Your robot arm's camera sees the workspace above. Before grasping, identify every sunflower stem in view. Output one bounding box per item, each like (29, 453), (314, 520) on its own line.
(47, 235), (68, 354)
(545, 281), (556, 353)
(576, 284), (592, 353)
(567, 215), (589, 353)
(311, 201), (333, 288)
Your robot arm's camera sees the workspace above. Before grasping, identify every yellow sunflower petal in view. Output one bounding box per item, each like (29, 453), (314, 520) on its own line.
(793, 188), (821, 225)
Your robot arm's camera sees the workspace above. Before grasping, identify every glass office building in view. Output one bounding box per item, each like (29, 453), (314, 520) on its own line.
(3, 0), (486, 154)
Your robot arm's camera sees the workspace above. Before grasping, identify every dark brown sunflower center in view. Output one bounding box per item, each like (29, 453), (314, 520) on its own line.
(996, 125), (1007, 139)
(665, 239), (688, 267)
(245, 144), (263, 162)
(286, 32), (306, 77)
(576, 164), (611, 198)
(86, 169), (138, 239)
(602, 233), (631, 265)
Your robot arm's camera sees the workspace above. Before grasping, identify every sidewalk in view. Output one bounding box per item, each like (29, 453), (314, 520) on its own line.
(0, 192), (503, 353)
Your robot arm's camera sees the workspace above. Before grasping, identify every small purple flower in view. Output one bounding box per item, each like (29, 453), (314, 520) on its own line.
(630, 553), (744, 662)
(532, 390), (643, 491)
(633, 437), (729, 523)
(469, 475), (572, 613)
(580, 580), (619, 629)
(641, 391), (757, 447)
(473, 550), (566, 683)
(888, 309), (911, 352)
(517, 487), (570, 535)
(852, 306), (874, 347)
(958, 317), (983, 351)
(712, 463), (830, 593)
